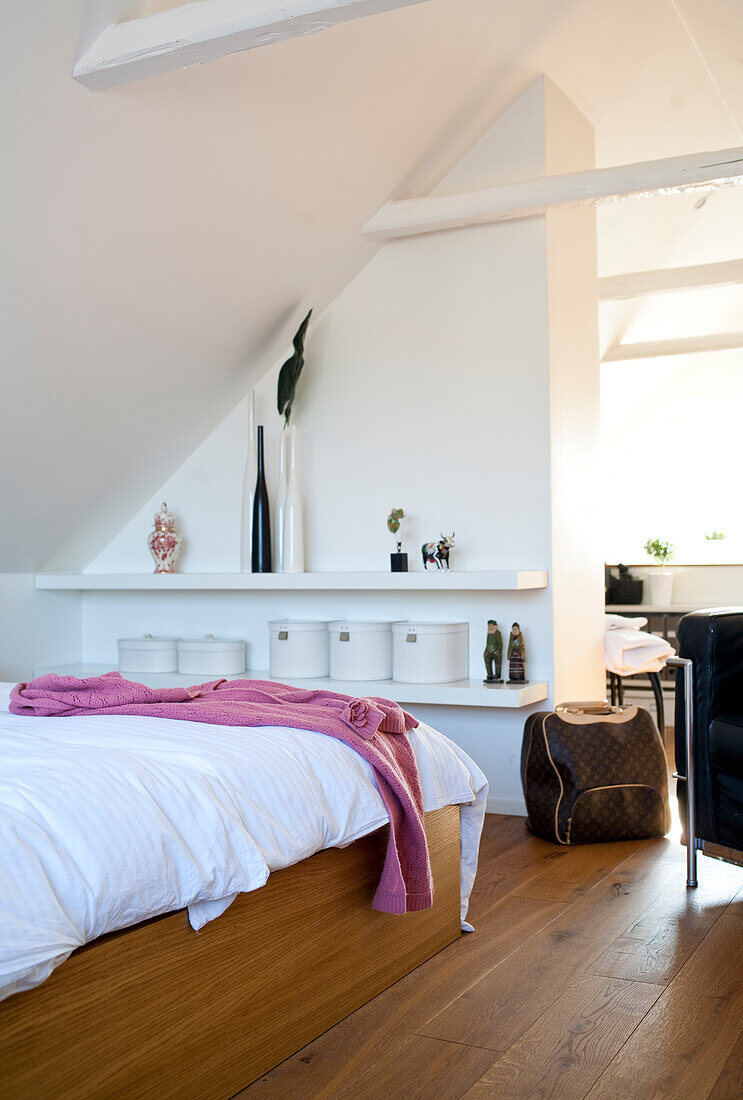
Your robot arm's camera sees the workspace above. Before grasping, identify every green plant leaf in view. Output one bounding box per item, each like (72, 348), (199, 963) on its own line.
(643, 537), (676, 564)
(277, 309), (312, 426)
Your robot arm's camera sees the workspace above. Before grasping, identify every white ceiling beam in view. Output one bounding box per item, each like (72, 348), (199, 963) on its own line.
(362, 147), (743, 240)
(602, 332), (743, 362)
(599, 259), (743, 301)
(74, 0), (429, 90)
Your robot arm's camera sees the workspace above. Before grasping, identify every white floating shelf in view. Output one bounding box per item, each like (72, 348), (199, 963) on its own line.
(35, 570), (548, 592)
(33, 664), (549, 710)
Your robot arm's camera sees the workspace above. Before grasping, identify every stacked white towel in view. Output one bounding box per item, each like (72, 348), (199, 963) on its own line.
(604, 613), (674, 675)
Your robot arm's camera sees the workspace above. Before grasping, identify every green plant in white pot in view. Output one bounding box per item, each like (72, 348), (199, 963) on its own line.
(704, 529), (727, 562)
(644, 538), (676, 606)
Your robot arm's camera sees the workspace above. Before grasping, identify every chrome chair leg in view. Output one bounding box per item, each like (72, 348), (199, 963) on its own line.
(668, 656), (697, 887)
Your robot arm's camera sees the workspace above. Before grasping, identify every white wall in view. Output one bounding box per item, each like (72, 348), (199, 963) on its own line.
(0, 575), (81, 683)
(86, 209), (557, 578)
(597, 159), (743, 572)
(601, 347), (743, 566)
(81, 79), (604, 813)
(91, 81), (560, 579)
(669, 567), (743, 606)
(5, 1), (743, 573)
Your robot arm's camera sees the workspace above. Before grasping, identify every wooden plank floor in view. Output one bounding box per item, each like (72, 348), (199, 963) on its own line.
(243, 812), (743, 1099)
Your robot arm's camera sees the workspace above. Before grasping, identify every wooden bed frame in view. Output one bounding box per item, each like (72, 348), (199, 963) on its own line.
(0, 805), (460, 1099)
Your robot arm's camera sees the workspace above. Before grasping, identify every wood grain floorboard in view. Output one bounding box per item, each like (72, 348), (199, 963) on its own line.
(709, 1030), (743, 1099)
(586, 989), (743, 1100)
(247, 824), (643, 1096)
(512, 839), (638, 903)
(420, 853), (679, 1051)
(476, 813), (529, 862)
(672, 896), (743, 994)
(587, 857), (743, 985)
(465, 826), (570, 922)
(586, 905), (743, 1099)
(249, 815), (743, 1100)
(468, 825), (647, 922)
(348, 1035), (501, 1100)
(463, 974), (662, 1099)
(242, 891), (561, 1098)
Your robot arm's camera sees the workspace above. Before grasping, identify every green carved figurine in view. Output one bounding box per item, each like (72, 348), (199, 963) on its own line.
(483, 619), (503, 683)
(387, 507), (405, 546)
(507, 622), (528, 683)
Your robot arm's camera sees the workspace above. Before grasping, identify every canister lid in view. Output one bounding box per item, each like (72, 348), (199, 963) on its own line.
(328, 621), (392, 633)
(392, 621), (468, 635)
(177, 635), (245, 652)
(269, 620), (329, 632)
(118, 635), (178, 651)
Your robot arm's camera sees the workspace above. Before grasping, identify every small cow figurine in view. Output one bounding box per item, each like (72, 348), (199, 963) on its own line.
(422, 533), (455, 570)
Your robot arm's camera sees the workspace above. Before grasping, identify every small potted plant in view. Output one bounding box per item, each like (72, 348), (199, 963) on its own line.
(643, 537), (676, 606)
(704, 529), (727, 562)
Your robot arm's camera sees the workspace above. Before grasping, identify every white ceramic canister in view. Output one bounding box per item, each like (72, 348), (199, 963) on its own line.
(269, 621), (329, 679)
(118, 635), (179, 674)
(177, 635), (246, 677)
(392, 621), (469, 684)
(328, 621), (392, 681)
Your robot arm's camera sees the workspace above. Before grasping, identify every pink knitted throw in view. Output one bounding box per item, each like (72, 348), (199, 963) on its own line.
(10, 673), (433, 915)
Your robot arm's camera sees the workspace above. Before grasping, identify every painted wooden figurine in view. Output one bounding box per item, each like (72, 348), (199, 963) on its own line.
(507, 622), (527, 683)
(421, 533), (455, 570)
(483, 619), (503, 683)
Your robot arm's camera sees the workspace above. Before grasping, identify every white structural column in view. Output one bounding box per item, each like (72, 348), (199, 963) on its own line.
(363, 146), (743, 240)
(543, 81), (604, 704)
(74, 0), (430, 89)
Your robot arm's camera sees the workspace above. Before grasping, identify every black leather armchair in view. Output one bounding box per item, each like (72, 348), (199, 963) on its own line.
(675, 608), (743, 885)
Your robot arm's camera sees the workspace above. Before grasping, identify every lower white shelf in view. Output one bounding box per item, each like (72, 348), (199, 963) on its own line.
(33, 664), (549, 710)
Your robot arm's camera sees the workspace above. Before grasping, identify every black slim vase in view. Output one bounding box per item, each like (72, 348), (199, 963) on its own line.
(251, 426), (272, 573)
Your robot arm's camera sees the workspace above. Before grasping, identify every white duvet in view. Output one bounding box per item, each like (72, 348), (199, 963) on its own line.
(0, 683), (487, 1001)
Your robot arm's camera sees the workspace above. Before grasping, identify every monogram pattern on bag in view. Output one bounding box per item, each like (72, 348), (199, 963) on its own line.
(568, 786), (667, 844)
(521, 708), (671, 844)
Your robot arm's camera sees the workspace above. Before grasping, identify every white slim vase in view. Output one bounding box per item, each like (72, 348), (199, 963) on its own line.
(274, 429), (288, 573)
(283, 425), (305, 574)
(240, 390), (256, 572)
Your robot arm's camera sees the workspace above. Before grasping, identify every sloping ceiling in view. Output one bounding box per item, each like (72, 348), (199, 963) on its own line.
(1, 0), (742, 570)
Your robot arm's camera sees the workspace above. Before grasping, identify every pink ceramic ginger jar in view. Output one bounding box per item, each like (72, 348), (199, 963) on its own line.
(147, 502), (183, 574)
